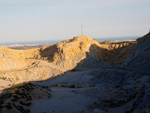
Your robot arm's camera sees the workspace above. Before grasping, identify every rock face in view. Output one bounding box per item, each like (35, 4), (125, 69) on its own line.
(1, 33), (150, 113)
(0, 36), (136, 82)
(39, 36), (136, 70)
(39, 36), (107, 70)
(124, 32), (150, 74)
(0, 47), (62, 83)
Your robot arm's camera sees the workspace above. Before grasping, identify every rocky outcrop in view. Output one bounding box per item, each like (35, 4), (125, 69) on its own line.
(124, 32), (150, 74)
(1, 33), (150, 113)
(0, 36), (136, 82)
(39, 36), (136, 70)
(39, 36), (109, 70)
(0, 47), (63, 82)
(0, 36), (137, 82)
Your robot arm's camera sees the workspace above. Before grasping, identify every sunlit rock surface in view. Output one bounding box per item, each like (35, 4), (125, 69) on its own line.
(1, 34), (150, 113)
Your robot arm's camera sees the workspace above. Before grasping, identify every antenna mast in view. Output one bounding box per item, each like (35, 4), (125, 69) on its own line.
(81, 24), (83, 36)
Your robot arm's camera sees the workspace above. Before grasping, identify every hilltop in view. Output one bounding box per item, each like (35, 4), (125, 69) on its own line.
(0, 36), (136, 83)
(0, 33), (150, 113)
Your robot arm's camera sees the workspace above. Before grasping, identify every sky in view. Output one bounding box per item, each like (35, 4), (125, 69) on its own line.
(0, 0), (150, 43)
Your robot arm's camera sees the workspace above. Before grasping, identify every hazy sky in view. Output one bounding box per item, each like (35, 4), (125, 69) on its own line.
(0, 0), (150, 43)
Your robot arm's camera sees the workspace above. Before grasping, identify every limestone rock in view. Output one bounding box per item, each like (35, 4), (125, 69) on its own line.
(0, 35), (136, 82)
(39, 36), (132, 70)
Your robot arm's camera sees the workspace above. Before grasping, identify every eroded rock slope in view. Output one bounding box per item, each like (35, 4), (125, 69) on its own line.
(1, 33), (150, 113)
(0, 36), (136, 83)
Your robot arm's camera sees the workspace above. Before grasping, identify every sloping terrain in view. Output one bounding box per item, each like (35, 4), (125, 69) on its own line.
(0, 36), (135, 83)
(1, 33), (150, 113)
(33, 33), (150, 113)
(0, 83), (51, 113)
(0, 46), (39, 59)
(124, 32), (150, 74)
(39, 36), (136, 70)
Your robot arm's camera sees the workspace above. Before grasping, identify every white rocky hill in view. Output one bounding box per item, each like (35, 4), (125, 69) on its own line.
(0, 33), (150, 113)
